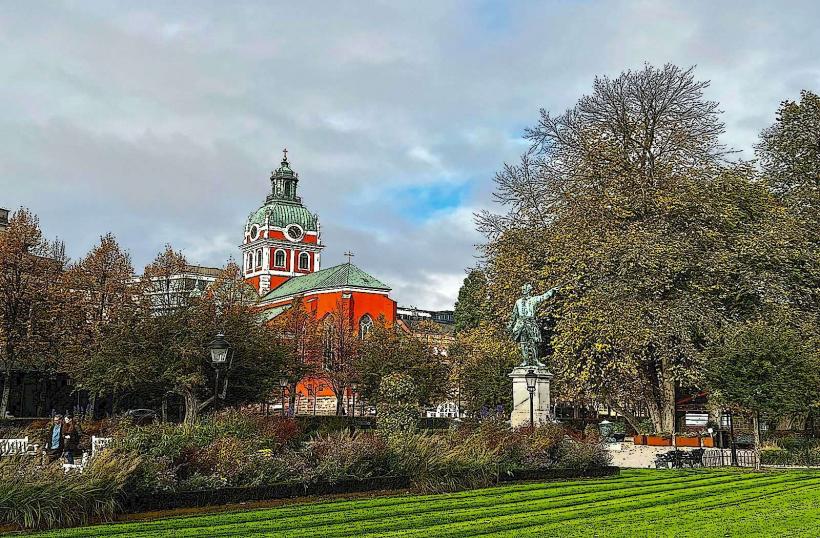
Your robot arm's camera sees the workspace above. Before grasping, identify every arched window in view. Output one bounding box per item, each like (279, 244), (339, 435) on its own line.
(322, 316), (335, 370)
(255, 249), (262, 269)
(245, 253), (251, 271)
(359, 314), (373, 340)
(299, 252), (310, 271)
(274, 249), (286, 268)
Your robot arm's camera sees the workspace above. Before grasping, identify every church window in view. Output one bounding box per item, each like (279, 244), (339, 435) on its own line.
(359, 314), (373, 340)
(274, 249), (286, 268)
(255, 249), (263, 269)
(245, 253), (251, 271)
(299, 252), (310, 271)
(322, 316), (335, 370)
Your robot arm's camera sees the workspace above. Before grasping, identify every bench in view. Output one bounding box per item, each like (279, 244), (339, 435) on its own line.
(0, 437), (34, 456)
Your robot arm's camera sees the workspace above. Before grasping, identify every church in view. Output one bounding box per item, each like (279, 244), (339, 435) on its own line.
(241, 151), (397, 414)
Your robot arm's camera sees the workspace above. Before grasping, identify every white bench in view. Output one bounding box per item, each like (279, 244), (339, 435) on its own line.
(92, 435), (112, 456)
(0, 437), (31, 456)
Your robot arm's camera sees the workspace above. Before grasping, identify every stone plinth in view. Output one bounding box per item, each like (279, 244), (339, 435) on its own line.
(509, 366), (553, 428)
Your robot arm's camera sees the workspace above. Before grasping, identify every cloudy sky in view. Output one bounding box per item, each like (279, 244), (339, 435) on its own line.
(1, 1), (818, 309)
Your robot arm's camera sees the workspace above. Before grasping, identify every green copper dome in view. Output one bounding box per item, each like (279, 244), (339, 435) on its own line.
(247, 150), (318, 231)
(247, 201), (318, 231)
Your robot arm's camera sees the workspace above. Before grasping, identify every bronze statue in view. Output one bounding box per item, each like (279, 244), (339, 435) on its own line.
(508, 284), (559, 367)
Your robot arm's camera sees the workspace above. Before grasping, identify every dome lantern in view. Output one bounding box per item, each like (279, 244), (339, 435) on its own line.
(268, 148), (300, 203)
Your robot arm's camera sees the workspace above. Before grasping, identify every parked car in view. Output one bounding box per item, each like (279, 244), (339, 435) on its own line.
(122, 409), (158, 425)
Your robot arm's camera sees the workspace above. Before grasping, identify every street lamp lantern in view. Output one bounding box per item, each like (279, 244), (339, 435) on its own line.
(525, 369), (537, 394)
(525, 369), (537, 430)
(208, 333), (231, 365)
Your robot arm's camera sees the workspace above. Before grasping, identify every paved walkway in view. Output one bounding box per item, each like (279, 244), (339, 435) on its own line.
(607, 443), (756, 468)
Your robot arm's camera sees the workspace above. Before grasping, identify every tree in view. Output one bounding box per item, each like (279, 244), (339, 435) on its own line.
(163, 260), (280, 426)
(0, 209), (66, 417)
(266, 297), (319, 414)
(449, 322), (519, 415)
(320, 300), (360, 415)
(356, 317), (449, 407)
(63, 233), (135, 416)
(756, 90), (820, 324)
(476, 64), (775, 433)
(454, 268), (488, 333)
(757, 90), (820, 214)
(707, 319), (820, 469)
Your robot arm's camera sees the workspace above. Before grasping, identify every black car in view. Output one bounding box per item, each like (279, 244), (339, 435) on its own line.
(123, 409), (158, 425)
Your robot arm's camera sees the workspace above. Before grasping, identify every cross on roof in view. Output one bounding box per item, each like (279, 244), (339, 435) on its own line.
(282, 147), (288, 160)
(344, 251), (355, 264)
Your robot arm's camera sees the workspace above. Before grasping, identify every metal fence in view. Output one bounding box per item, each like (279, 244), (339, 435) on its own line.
(701, 449), (758, 468)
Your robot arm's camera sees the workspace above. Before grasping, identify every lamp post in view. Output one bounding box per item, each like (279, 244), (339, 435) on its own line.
(525, 369), (537, 430)
(208, 333), (232, 401)
(279, 377), (289, 417)
(351, 383), (358, 418)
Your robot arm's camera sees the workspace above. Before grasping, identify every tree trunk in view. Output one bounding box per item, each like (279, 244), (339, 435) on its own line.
(752, 412), (762, 471)
(0, 366), (12, 418)
(288, 383), (298, 417)
(89, 392), (97, 420)
(644, 358), (676, 434)
(608, 400), (641, 433)
(182, 388), (200, 427)
(335, 389), (345, 416)
(35, 377), (47, 417)
(161, 393), (169, 423)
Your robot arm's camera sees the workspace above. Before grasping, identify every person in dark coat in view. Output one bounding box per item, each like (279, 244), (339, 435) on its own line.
(62, 414), (82, 465)
(45, 414), (64, 463)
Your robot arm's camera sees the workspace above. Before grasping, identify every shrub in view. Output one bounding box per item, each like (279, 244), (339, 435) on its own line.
(303, 431), (390, 484)
(387, 432), (498, 493)
(760, 445), (792, 465)
(376, 373), (420, 435)
(556, 439), (612, 470)
(0, 451), (140, 530)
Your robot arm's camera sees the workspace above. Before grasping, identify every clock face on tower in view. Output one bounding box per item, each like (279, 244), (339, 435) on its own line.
(285, 224), (304, 242)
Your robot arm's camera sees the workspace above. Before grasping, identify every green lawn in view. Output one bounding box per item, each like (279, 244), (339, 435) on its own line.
(30, 469), (820, 537)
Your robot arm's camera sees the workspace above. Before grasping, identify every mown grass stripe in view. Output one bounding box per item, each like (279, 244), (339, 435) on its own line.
(490, 475), (820, 537)
(34, 471), (724, 537)
(193, 474), (780, 538)
(365, 473), (808, 538)
(104, 473), (749, 538)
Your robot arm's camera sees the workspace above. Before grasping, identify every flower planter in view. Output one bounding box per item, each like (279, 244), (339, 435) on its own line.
(675, 436), (701, 447)
(634, 435), (714, 447)
(646, 435), (672, 446)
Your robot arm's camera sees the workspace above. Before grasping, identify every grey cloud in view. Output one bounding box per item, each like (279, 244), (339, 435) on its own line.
(1, 1), (819, 309)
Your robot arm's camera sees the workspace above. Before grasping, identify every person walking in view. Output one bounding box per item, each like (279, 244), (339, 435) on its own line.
(44, 414), (64, 463)
(62, 414), (82, 465)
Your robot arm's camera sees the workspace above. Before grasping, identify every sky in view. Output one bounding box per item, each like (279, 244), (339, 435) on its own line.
(1, 1), (818, 310)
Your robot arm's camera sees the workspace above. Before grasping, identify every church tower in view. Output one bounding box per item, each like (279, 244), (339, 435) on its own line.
(241, 150), (324, 294)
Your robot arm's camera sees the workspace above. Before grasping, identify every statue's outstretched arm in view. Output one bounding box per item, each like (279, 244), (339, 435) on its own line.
(533, 287), (559, 306)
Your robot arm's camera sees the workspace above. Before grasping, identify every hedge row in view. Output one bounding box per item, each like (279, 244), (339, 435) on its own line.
(123, 466), (620, 512)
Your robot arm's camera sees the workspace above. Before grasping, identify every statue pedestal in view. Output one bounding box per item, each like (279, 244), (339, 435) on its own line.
(509, 366), (553, 428)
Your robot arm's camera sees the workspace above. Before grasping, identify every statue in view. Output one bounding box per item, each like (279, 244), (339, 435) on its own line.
(508, 283), (559, 367)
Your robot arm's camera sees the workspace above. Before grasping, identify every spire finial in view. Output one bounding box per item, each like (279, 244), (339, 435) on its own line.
(282, 147), (288, 162)
(344, 250), (355, 264)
